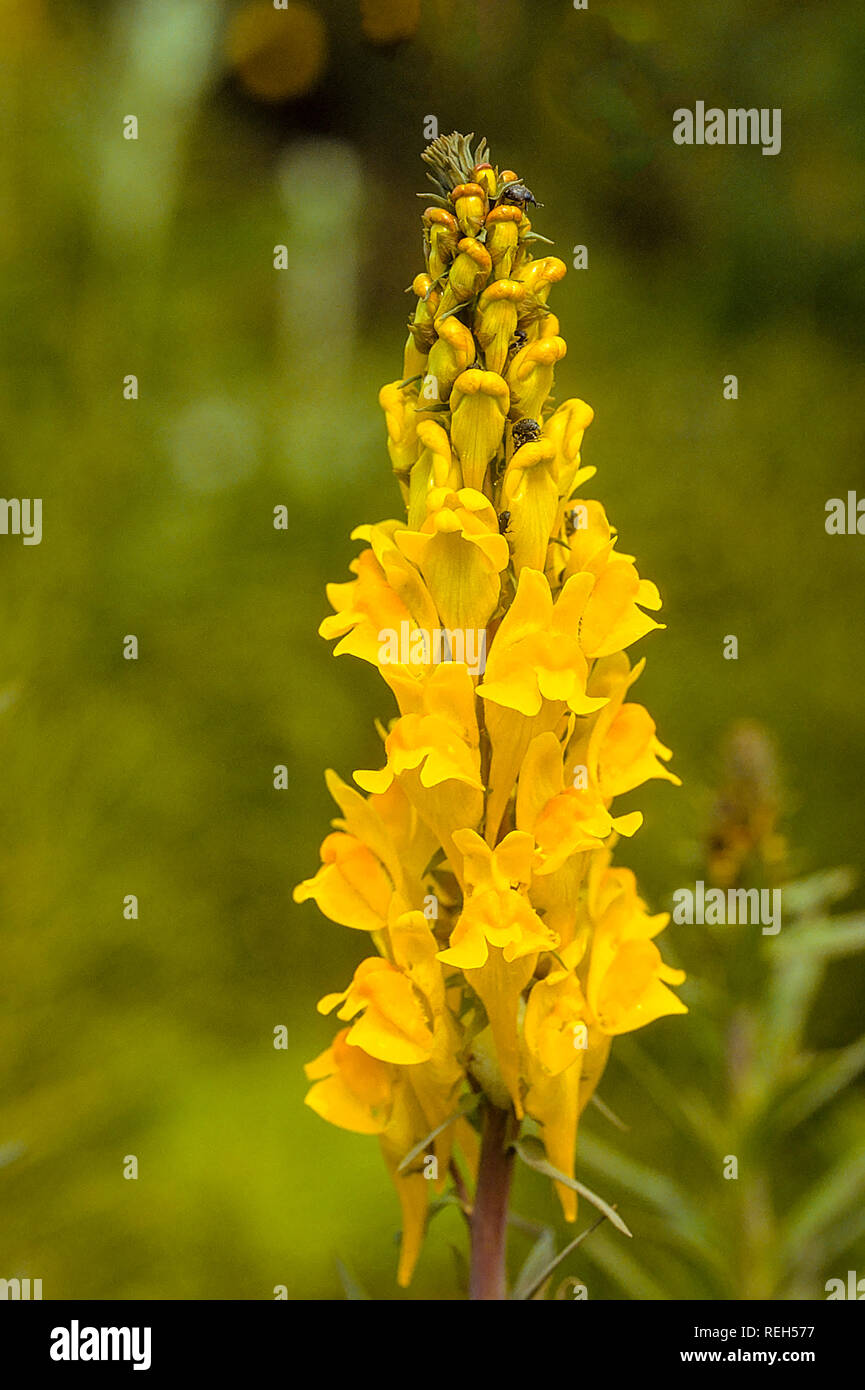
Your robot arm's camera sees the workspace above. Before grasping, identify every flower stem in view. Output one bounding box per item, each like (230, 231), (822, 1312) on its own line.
(469, 1102), (515, 1300)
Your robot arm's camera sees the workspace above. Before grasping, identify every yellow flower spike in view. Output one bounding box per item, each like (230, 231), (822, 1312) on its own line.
(438, 830), (556, 966)
(585, 856), (687, 1036)
(449, 369), (510, 491)
(388, 909), (447, 1018)
(379, 1077), (434, 1286)
(472, 161), (499, 200)
(544, 397), (596, 503)
(479, 568), (607, 718)
(293, 830), (395, 932)
(320, 545), (411, 666)
(388, 911), (467, 1190)
(354, 663), (485, 885)
(507, 335), (568, 422)
(457, 826), (536, 892)
(512, 213), (535, 277)
(535, 312), (562, 340)
(501, 437), (559, 575)
(553, 499), (618, 588)
(439, 837), (557, 1118)
(324, 771), (440, 912)
(524, 1020), (612, 1222)
(524, 948), (590, 1076)
(515, 730), (642, 876)
(477, 567), (608, 843)
(318, 956), (436, 1065)
(319, 522), (441, 670)
(435, 236), (492, 322)
(407, 420), (457, 531)
(304, 1028), (397, 1135)
(450, 181), (488, 237)
(517, 255), (569, 305)
(422, 207), (460, 282)
(473, 279), (526, 375)
(484, 204), (523, 280)
(425, 314), (476, 406)
(356, 520), (442, 628)
(408, 272), (442, 354)
(578, 554), (665, 659)
(355, 708), (483, 800)
(379, 381), (422, 496)
(395, 485), (509, 632)
(465, 950), (537, 1118)
(299, 135), (686, 1291)
(403, 338), (428, 383)
(570, 655), (681, 800)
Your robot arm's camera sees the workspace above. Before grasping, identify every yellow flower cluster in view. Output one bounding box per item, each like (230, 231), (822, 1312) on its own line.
(295, 133), (686, 1287)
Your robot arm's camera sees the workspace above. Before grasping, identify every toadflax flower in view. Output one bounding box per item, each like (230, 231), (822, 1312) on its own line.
(294, 132), (686, 1297)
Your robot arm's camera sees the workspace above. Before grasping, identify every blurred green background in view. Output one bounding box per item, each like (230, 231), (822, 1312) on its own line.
(2, 0), (864, 1299)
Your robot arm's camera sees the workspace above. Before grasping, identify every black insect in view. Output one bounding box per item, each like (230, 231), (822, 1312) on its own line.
(506, 328), (528, 360)
(564, 507), (584, 537)
(512, 418), (542, 450)
(499, 180), (541, 210)
(498, 510), (512, 535)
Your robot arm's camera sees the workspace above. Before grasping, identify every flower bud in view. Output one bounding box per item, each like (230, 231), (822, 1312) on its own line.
(450, 369), (510, 490)
(450, 181), (488, 237)
(473, 279), (526, 375)
(436, 237), (492, 322)
(484, 204), (523, 280)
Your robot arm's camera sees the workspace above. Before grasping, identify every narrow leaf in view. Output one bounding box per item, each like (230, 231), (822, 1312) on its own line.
(510, 1225), (557, 1301)
(771, 1035), (865, 1133)
(335, 1257), (371, 1301)
(590, 1092), (629, 1132)
(513, 1136), (632, 1236)
(513, 1212), (609, 1301)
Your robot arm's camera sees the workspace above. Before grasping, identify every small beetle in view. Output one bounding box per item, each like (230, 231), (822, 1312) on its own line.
(499, 180), (541, 210)
(507, 328), (528, 360)
(512, 418), (542, 450)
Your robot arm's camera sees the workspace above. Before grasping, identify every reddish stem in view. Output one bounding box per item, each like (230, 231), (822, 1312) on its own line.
(469, 1103), (515, 1300)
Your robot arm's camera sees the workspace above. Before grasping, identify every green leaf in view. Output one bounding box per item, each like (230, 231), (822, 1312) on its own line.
(511, 1213), (609, 1301)
(590, 1092), (629, 1132)
(579, 1228), (670, 1300)
(576, 1133), (726, 1278)
(512, 1136), (632, 1236)
(775, 913), (865, 961)
(770, 1035), (865, 1133)
(425, 1192), (467, 1225)
(335, 1257), (371, 1301)
(755, 955), (823, 1097)
(616, 1038), (725, 1157)
(510, 1225), (557, 1301)
(780, 868), (856, 919)
(781, 1144), (865, 1259)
